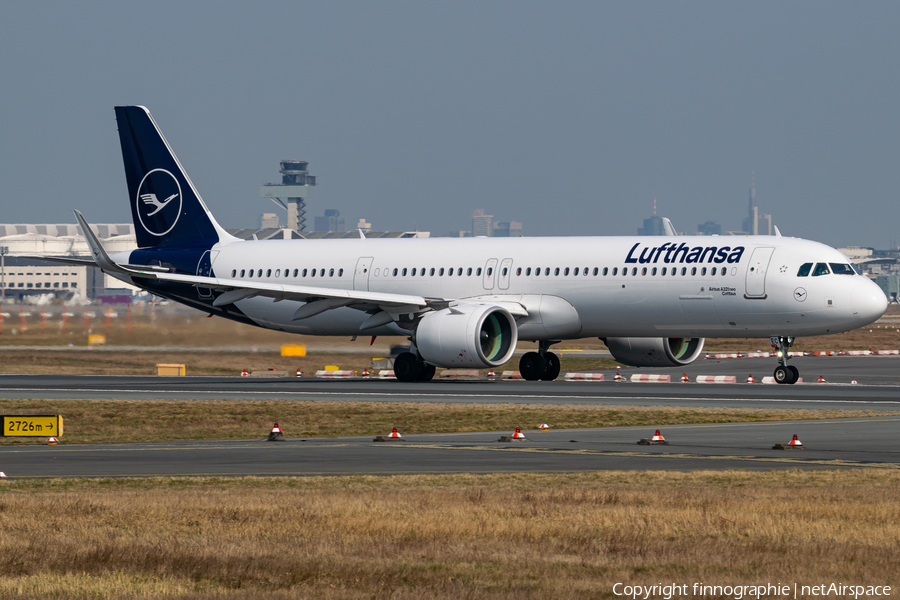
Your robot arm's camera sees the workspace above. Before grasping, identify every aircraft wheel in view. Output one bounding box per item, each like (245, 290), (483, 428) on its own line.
(418, 363), (436, 382)
(773, 366), (790, 384)
(787, 365), (800, 385)
(540, 351), (561, 381)
(394, 352), (422, 383)
(519, 352), (546, 381)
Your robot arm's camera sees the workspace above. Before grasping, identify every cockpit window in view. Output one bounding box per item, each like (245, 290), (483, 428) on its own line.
(830, 263), (854, 275)
(797, 263), (812, 277)
(851, 263), (863, 275)
(812, 263), (831, 276)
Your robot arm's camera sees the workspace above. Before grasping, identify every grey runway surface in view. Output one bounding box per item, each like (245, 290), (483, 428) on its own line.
(1, 356), (900, 410)
(1, 417), (898, 478)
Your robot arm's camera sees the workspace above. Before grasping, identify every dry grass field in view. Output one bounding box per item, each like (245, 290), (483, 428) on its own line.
(0, 471), (897, 599)
(1, 399), (896, 444)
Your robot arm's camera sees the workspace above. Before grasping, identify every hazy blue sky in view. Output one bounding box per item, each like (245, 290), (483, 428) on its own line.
(1, 1), (898, 247)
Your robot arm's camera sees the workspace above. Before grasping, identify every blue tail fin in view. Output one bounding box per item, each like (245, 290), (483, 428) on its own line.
(115, 106), (232, 249)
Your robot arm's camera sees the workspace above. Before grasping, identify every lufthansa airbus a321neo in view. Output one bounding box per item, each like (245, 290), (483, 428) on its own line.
(32, 106), (887, 383)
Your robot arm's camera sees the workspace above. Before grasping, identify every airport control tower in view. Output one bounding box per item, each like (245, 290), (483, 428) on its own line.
(259, 160), (317, 232)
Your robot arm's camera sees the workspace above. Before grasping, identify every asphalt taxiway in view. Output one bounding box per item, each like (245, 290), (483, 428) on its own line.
(1, 417), (898, 478)
(1, 355), (899, 478)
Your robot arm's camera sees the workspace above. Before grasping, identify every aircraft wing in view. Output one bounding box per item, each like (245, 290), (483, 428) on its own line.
(15, 255), (99, 267)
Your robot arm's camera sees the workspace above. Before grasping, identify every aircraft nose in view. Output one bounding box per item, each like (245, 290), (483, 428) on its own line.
(852, 279), (888, 325)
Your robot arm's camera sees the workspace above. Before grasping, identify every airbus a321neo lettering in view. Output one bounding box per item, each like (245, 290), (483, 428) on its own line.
(32, 107), (887, 384)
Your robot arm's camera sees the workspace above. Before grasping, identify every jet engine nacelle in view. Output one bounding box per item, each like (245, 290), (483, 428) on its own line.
(416, 304), (518, 369)
(604, 337), (705, 367)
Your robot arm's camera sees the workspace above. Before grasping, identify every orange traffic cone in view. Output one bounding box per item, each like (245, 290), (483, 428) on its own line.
(389, 427), (402, 438)
(46, 437), (59, 445)
(512, 427), (526, 439)
(241, 369), (249, 377)
(680, 373), (690, 382)
(267, 423), (285, 442)
(538, 423), (550, 430)
(818, 375), (826, 383)
(746, 374), (756, 383)
(651, 429), (665, 442)
(788, 434), (802, 446)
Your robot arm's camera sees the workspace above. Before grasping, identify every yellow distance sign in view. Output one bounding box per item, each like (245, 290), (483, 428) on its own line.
(3, 415), (63, 437)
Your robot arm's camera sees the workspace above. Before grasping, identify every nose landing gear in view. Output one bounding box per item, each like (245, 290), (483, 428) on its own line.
(771, 336), (799, 384)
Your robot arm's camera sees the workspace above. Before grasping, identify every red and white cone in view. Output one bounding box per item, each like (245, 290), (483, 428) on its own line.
(651, 429), (665, 442)
(512, 427), (526, 439)
(614, 367), (624, 381)
(788, 434), (803, 446)
(487, 369), (496, 379)
(0, 472), (6, 478)
(818, 375), (826, 383)
(241, 369), (249, 377)
(746, 374), (756, 383)
(538, 423), (550, 430)
(362, 369), (370, 378)
(296, 369), (303, 377)
(46, 437), (59, 445)
(389, 427), (402, 438)
(680, 373), (690, 382)
(267, 423), (285, 442)
(851, 380), (858, 385)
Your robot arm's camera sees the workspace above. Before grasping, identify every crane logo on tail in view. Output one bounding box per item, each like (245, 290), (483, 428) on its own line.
(135, 169), (182, 236)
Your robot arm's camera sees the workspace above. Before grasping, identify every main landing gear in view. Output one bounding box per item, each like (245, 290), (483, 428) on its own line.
(519, 341), (561, 381)
(394, 352), (436, 383)
(771, 336), (800, 385)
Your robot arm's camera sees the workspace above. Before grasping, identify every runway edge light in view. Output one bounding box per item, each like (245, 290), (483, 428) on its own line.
(267, 423), (285, 442)
(638, 429), (669, 445)
(773, 434), (805, 450)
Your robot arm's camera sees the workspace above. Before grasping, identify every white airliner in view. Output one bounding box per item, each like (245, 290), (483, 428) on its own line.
(32, 106), (887, 383)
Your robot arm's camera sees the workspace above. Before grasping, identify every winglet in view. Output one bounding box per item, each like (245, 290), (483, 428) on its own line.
(661, 217), (678, 236)
(774, 225), (782, 237)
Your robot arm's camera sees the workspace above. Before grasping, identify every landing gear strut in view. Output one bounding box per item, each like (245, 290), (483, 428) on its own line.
(394, 352), (436, 382)
(519, 341), (561, 381)
(771, 336), (799, 385)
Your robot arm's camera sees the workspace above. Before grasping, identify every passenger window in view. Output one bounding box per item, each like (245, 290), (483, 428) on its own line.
(320, 269), (325, 277)
(573, 268), (579, 276)
(439, 268), (444, 276)
(430, 268), (435, 276)
(240, 269), (245, 277)
(701, 267), (706, 276)
(393, 268), (399, 276)
(467, 268), (473, 276)
(601, 267), (607, 276)
(535, 268), (540, 277)
(266, 269), (272, 277)
(302, 269), (307, 277)
(488, 267), (493, 276)
(411, 268), (416, 276)
(448, 268), (453, 277)
(613, 267), (618, 276)
(249, 269), (254, 277)
(641, 267), (647, 276)
(711, 267), (716, 276)
(812, 263), (830, 277)
(691, 267), (697, 276)
(231, 269), (236, 277)
(526, 267), (531, 276)
(563, 267), (569, 276)
(651, 267), (657, 276)
(681, 267), (687, 276)
(631, 267), (637, 276)
(339, 268), (343, 277)
(797, 263), (813, 277)
(330, 268), (335, 277)
(503, 267), (508, 276)
(584, 267), (589, 276)
(402, 268), (408, 276)
(661, 267), (667, 276)
(275, 269), (281, 277)
(458, 268), (463, 276)
(311, 269), (316, 277)
(477, 268), (482, 276)
(830, 263), (854, 275)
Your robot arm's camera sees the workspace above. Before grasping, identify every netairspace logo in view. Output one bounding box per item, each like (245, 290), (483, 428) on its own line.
(612, 582), (892, 600)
